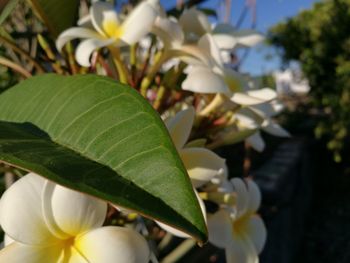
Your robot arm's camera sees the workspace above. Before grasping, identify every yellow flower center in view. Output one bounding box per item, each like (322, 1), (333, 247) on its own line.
(102, 19), (123, 39)
(232, 215), (249, 237)
(62, 237), (75, 249)
(225, 75), (242, 92)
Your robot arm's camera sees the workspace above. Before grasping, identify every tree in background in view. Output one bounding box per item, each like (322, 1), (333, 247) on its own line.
(269, 0), (350, 162)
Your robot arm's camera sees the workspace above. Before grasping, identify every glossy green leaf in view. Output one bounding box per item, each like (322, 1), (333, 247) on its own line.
(28, 0), (79, 36)
(0, 74), (207, 243)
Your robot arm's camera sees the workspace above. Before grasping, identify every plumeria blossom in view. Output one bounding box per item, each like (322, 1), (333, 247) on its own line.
(181, 34), (277, 106)
(154, 9), (270, 103)
(152, 7), (263, 51)
(56, 0), (158, 66)
(156, 107), (225, 238)
(0, 173), (149, 263)
(235, 100), (290, 152)
(208, 178), (267, 263)
(165, 107), (226, 188)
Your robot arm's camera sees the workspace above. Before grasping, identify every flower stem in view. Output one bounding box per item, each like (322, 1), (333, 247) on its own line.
(199, 93), (227, 117)
(109, 46), (129, 84)
(65, 42), (79, 74)
(140, 51), (170, 97)
(153, 85), (166, 110)
(161, 239), (196, 263)
(37, 34), (64, 74)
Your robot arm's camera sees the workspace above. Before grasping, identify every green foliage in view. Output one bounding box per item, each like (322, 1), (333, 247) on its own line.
(0, 74), (207, 243)
(269, 0), (350, 161)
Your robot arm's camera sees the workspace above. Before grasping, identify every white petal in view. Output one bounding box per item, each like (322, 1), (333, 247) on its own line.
(120, 1), (158, 44)
(230, 178), (249, 217)
(75, 38), (114, 66)
(231, 88), (277, 106)
(77, 14), (92, 27)
(180, 147), (226, 188)
(212, 34), (237, 50)
(225, 235), (259, 263)
(232, 29), (265, 48)
(157, 190), (206, 238)
(90, 2), (119, 37)
(246, 179), (261, 213)
(182, 66), (229, 94)
(247, 132), (265, 152)
(76, 226), (150, 263)
(198, 34), (223, 67)
(152, 16), (184, 48)
(218, 176), (234, 193)
(231, 93), (265, 105)
(222, 67), (246, 93)
(177, 44), (212, 66)
(0, 242), (62, 263)
(56, 27), (101, 52)
(246, 215), (267, 254)
(235, 113), (259, 130)
(0, 173), (57, 245)
(4, 235), (14, 246)
(42, 180), (107, 237)
(179, 7), (211, 39)
(262, 121), (291, 137)
(250, 102), (281, 118)
(247, 88), (277, 101)
(165, 107), (195, 149)
(207, 209), (233, 249)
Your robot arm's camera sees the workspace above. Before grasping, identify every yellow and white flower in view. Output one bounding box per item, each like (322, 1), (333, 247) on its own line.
(208, 178), (267, 263)
(56, 0), (158, 66)
(235, 100), (290, 152)
(165, 107), (226, 188)
(182, 34), (277, 105)
(0, 173), (150, 263)
(156, 107), (225, 238)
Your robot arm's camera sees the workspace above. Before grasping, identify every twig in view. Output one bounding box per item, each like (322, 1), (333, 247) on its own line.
(0, 56), (31, 78)
(0, 35), (45, 73)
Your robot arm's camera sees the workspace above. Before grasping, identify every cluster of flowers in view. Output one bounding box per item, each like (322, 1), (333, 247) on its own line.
(0, 1), (290, 262)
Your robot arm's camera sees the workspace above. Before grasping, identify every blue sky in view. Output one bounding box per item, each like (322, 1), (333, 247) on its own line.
(160, 0), (320, 75)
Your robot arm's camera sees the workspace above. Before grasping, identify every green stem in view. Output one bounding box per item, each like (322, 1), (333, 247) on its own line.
(153, 85), (166, 110)
(65, 42), (79, 74)
(140, 51), (171, 97)
(109, 46), (129, 84)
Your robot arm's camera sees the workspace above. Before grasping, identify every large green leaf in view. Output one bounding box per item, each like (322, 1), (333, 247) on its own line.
(0, 74), (207, 243)
(28, 0), (79, 36)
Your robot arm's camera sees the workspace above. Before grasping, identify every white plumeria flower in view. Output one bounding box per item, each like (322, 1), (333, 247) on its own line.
(56, 0), (158, 66)
(182, 34), (277, 105)
(165, 107), (226, 188)
(152, 7), (210, 50)
(235, 100), (290, 152)
(156, 107), (225, 238)
(153, 7), (263, 50)
(0, 173), (150, 263)
(208, 178), (267, 263)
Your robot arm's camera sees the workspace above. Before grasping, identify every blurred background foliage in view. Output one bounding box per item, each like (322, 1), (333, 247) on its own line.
(269, 0), (350, 162)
